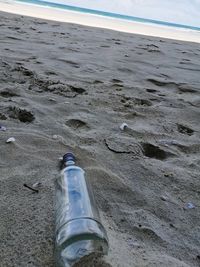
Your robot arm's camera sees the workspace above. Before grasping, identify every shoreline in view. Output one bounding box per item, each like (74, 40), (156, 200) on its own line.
(0, 1), (200, 43)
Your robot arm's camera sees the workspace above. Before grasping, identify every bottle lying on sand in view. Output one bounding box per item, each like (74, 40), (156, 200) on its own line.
(55, 152), (109, 267)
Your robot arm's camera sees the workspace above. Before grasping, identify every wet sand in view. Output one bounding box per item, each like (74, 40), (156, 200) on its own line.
(0, 10), (200, 267)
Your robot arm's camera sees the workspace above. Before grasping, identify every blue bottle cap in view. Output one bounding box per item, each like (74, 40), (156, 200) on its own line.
(63, 152), (75, 163)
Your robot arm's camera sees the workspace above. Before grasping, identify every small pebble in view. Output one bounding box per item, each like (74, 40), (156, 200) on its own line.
(49, 98), (56, 102)
(120, 123), (128, 131)
(6, 137), (15, 143)
(53, 135), (63, 142)
(161, 195), (168, 201)
(164, 173), (173, 177)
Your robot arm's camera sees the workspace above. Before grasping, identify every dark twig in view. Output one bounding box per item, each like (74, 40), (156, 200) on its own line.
(23, 183), (39, 193)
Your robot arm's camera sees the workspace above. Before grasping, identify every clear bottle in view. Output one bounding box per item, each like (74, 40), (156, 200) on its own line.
(55, 152), (109, 267)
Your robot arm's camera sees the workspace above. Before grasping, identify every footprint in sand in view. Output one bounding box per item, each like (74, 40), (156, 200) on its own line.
(141, 143), (175, 160)
(111, 79), (123, 83)
(134, 98), (153, 106)
(121, 96), (153, 108)
(7, 106), (35, 123)
(13, 65), (34, 77)
(147, 78), (176, 87)
(27, 72), (86, 97)
(146, 88), (158, 93)
(111, 79), (124, 91)
(0, 88), (19, 98)
(178, 84), (198, 93)
(177, 124), (194, 136)
(0, 113), (7, 120)
(65, 119), (90, 131)
(68, 85), (86, 94)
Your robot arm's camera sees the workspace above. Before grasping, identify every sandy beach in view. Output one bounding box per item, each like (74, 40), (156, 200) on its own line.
(0, 1), (200, 43)
(0, 8), (200, 267)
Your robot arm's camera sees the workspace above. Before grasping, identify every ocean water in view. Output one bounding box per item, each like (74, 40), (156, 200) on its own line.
(13, 0), (200, 32)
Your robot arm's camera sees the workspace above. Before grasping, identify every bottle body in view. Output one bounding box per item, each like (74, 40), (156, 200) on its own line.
(55, 164), (108, 267)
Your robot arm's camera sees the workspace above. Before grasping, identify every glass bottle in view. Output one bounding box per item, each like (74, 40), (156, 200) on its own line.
(55, 152), (109, 267)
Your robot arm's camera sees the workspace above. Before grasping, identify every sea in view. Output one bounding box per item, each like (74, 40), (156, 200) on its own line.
(5, 0), (200, 32)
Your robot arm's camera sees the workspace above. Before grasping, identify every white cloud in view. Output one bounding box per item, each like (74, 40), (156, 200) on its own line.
(45, 0), (200, 27)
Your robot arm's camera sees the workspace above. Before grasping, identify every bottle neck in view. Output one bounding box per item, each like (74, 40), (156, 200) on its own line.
(65, 160), (75, 166)
(63, 152), (76, 167)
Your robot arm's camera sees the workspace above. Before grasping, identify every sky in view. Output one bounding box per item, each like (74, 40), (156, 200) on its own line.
(45, 0), (200, 27)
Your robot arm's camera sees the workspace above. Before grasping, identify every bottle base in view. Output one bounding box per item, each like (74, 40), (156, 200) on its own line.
(55, 218), (109, 267)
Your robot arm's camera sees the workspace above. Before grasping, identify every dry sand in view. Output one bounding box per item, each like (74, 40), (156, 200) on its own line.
(0, 10), (200, 267)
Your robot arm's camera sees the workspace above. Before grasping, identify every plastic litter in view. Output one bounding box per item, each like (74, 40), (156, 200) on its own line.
(32, 182), (42, 188)
(6, 137), (15, 143)
(120, 123), (128, 131)
(0, 125), (6, 131)
(185, 202), (195, 209)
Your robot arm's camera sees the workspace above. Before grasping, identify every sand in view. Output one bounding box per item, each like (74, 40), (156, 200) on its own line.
(0, 2), (200, 43)
(0, 10), (200, 267)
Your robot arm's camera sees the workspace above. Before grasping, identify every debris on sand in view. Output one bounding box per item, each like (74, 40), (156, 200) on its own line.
(6, 137), (15, 143)
(0, 125), (6, 131)
(23, 183), (39, 193)
(184, 202), (195, 209)
(120, 123), (128, 131)
(32, 182), (42, 188)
